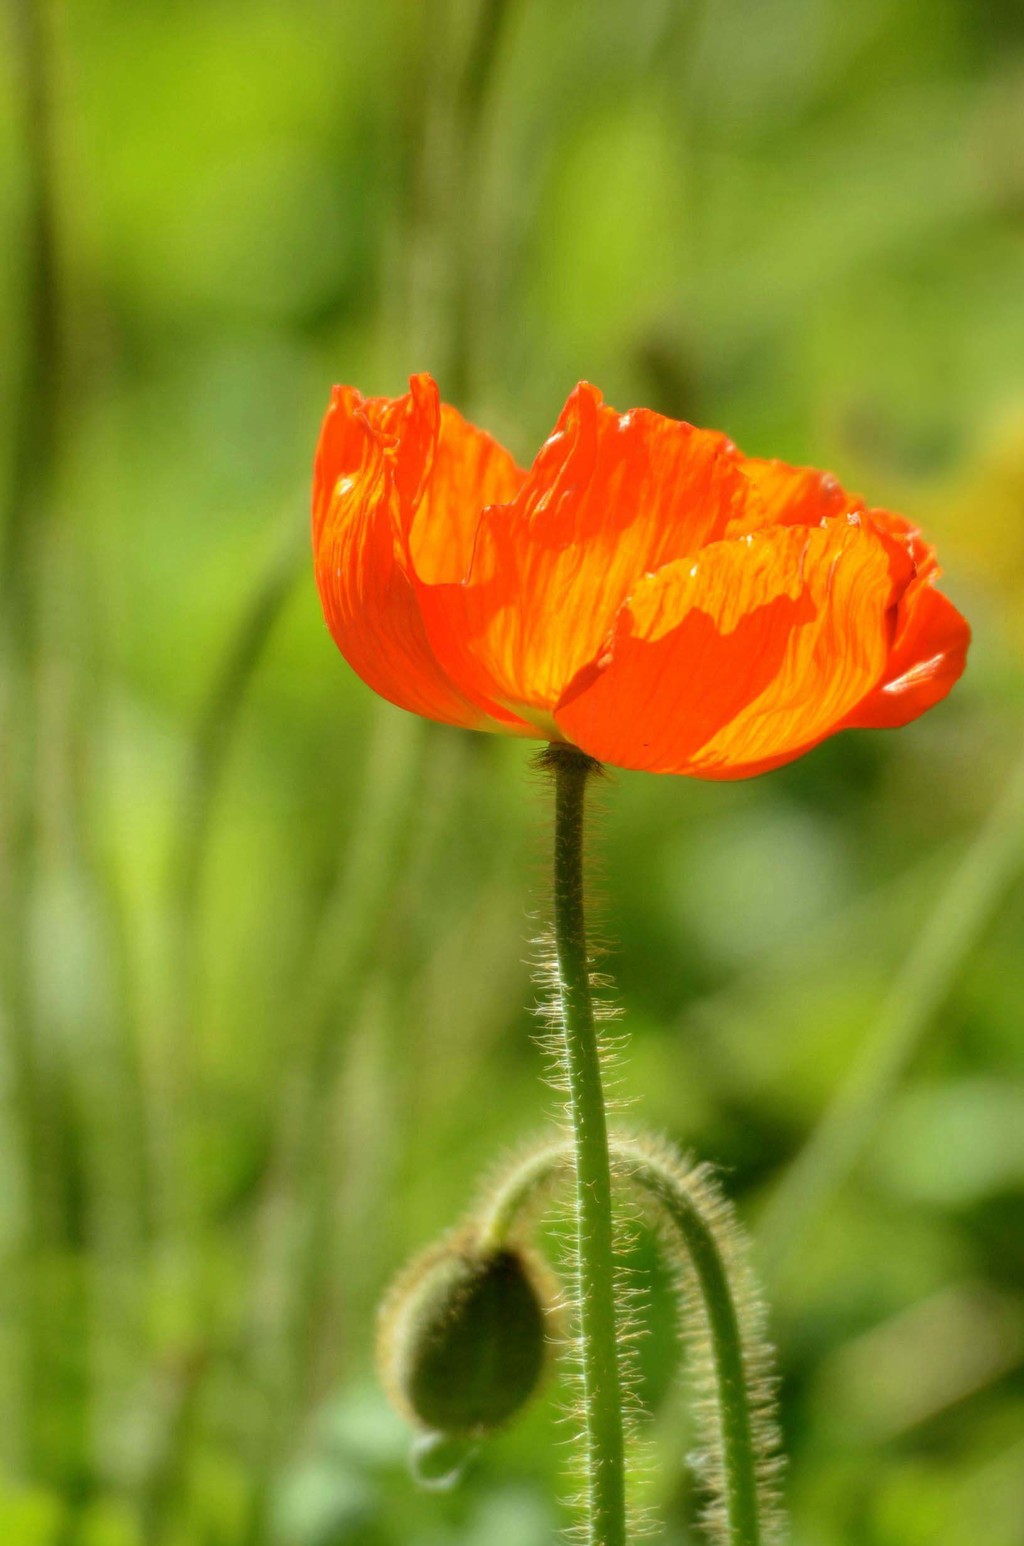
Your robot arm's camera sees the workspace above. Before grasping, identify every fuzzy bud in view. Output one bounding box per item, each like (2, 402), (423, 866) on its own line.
(378, 1236), (551, 1438)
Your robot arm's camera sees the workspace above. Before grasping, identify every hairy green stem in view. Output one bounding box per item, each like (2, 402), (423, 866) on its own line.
(614, 1140), (766, 1546)
(547, 746), (626, 1546)
(478, 1139), (570, 1250)
(477, 1133), (779, 1546)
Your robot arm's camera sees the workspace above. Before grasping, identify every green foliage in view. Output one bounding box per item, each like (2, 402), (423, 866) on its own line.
(1, 0), (1022, 1542)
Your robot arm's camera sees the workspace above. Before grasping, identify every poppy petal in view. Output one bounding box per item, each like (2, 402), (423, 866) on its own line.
(554, 516), (914, 778)
(313, 376), (530, 732)
(865, 507), (940, 578)
(734, 457), (863, 532)
(837, 508), (969, 727)
(406, 402), (526, 584)
(314, 377), (969, 768)
(418, 382), (749, 726)
(840, 573), (970, 729)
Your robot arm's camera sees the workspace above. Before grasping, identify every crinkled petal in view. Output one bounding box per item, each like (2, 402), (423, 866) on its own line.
(312, 375), (530, 732)
(719, 468), (970, 737)
(418, 382), (749, 727)
(865, 506), (939, 578)
(840, 570), (970, 729)
(314, 377), (968, 766)
(554, 516), (914, 778)
(838, 508), (970, 727)
(407, 402), (526, 583)
(732, 456), (863, 533)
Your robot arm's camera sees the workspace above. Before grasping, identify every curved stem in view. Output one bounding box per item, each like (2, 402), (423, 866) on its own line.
(613, 1139), (768, 1546)
(476, 1131), (778, 1546)
(546, 745), (626, 1546)
(478, 1139), (571, 1251)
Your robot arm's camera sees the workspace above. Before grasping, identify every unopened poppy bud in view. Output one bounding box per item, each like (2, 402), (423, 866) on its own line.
(378, 1236), (551, 1437)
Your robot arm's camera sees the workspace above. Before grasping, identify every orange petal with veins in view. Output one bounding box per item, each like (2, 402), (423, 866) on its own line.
(732, 456), (863, 533)
(418, 382), (749, 729)
(313, 374), (529, 731)
(555, 517), (915, 778)
(313, 377), (970, 773)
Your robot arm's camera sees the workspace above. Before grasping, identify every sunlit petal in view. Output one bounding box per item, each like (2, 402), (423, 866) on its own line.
(555, 517), (915, 777)
(313, 376), (530, 732)
(419, 382), (748, 723)
(314, 378), (969, 771)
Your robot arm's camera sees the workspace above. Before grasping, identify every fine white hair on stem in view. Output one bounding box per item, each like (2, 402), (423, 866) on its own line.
(528, 747), (646, 1541)
(465, 754), (783, 1544)
(428, 1122), (786, 1544)
(612, 1132), (786, 1546)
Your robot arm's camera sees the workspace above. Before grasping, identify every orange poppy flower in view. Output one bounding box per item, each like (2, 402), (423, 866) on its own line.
(312, 374), (969, 778)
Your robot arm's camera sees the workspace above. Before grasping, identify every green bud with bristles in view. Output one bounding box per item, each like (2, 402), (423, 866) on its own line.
(378, 1234), (552, 1438)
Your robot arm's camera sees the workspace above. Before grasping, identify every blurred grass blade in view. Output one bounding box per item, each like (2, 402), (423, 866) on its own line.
(2, 0), (61, 593)
(173, 507), (308, 915)
(1, 0), (70, 1489)
(241, 707), (426, 1537)
(759, 738), (1024, 1279)
(446, 0), (512, 404)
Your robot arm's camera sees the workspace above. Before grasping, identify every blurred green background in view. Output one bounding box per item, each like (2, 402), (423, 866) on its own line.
(2, 0), (1023, 1542)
